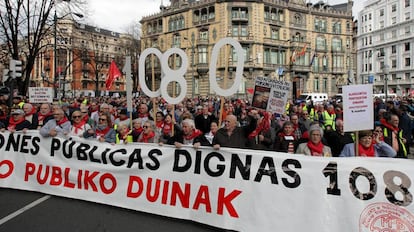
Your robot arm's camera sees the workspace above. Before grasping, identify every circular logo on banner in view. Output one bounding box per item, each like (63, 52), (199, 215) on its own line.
(359, 202), (414, 232)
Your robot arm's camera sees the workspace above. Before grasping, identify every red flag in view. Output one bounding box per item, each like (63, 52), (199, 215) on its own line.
(106, 61), (122, 89)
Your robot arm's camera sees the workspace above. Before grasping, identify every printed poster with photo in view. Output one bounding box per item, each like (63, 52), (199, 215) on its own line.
(252, 77), (291, 114)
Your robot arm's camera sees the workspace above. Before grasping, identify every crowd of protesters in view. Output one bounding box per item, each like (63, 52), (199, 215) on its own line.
(0, 92), (413, 159)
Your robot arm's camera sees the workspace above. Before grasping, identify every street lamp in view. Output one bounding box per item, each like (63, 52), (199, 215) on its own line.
(383, 64), (389, 100)
(53, 4), (83, 99)
(184, 37), (195, 98)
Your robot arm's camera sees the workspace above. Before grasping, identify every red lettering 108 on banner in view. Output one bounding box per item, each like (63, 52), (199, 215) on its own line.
(138, 38), (245, 104)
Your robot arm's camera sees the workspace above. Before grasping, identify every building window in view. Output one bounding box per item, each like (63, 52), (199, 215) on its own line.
(392, 17), (397, 24)
(199, 30), (208, 40)
(264, 6), (284, 22)
(332, 22), (341, 34)
(294, 13), (303, 24)
(380, 21), (384, 28)
(314, 78), (319, 92)
(173, 34), (181, 48)
(406, 12), (411, 20)
(323, 78), (328, 92)
(392, 45), (396, 54)
(231, 7), (248, 20)
(392, 59), (397, 68)
(406, 58), (411, 66)
(314, 18), (327, 32)
(332, 38), (342, 52)
(316, 37), (326, 51)
(232, 24), (248, 37)
(392, 4), (397, 12)
(405, 0), (410, 7)
(322, 55), (328, 71)
(232, 46), (249, 62)
(271, 28), (279, 40)
(406, 26), (411, 34)
(198, 47), (208, 64)
(405, 42), (411, 51)
(379, 9), (384, 16)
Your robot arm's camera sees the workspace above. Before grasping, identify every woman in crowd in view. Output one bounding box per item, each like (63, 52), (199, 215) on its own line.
(69, 110), (91, 137)
(137, 120), (159, 143)
(131, 118), (143, 142)
(159, 114), (181, 144)
(340, 130), (396, 157)
(84, 112), (116, 143)
(205, 121), (219, 145)
(170, 119), (210, 149)
(273, 121), (297, 153)
(248, 111), (273, 150)
(296, 124), (332, 157)
(116, 122), (133, 144)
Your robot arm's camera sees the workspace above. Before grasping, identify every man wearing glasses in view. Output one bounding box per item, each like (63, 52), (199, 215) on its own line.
(39, 108), (71, 137)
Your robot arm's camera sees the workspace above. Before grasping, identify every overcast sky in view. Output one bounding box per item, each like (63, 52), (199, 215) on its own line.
(86, 0), (364, 33)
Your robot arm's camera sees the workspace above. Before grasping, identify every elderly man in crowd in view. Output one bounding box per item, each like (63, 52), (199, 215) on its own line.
(39, 108), (71, 137)
(212, 110), (258, 150)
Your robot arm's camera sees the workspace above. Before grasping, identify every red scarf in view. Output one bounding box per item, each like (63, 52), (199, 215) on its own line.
(139, 131), (155, 143)
(81, 115), (89, 124)
(278, 132), (296, 139)
(163, 122), (173, 135)
(8, 117), (25, 130)
(358, 143), (375, 157)
(56, 117), (69, 126)
(73, 120), (87, 134)
(248, 112), (270, 139)
(184, 129), (203, 141)
(134, 127), (143, 134)
(25, 107), (37, 116)
(156, 121), (164, 129)
(120, 129), (131, 140)
(96, 126), (111, 137)
(307, 141), (324, 156)
(327, 109), (335, 116)
(37, 112), (53, 123)
(380, 118), (399, 133)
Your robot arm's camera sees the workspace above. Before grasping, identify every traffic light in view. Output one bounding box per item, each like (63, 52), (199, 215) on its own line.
(9, 59), (22, 79)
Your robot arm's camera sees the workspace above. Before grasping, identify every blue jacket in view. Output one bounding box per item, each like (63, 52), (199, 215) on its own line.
(339, 142), (396, 157)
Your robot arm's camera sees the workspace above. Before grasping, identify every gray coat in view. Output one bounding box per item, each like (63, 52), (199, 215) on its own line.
(39, 119), (71, 137)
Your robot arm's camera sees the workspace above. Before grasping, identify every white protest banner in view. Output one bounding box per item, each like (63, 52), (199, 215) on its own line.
(343, 84), (374, 132)
(1, 131), (414, 231)
(28, 87), (53, 103)
(252, 77), (291, 114)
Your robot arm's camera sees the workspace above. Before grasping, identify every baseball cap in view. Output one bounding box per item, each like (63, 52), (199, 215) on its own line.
(11, 109), (25, 115)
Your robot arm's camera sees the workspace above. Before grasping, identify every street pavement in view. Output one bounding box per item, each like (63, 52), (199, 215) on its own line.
(0, 188), (226, 232)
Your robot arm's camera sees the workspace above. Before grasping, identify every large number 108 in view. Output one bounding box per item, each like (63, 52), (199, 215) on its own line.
(138, 38), (245, 104)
